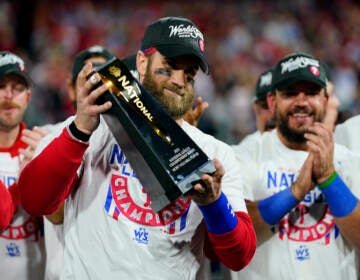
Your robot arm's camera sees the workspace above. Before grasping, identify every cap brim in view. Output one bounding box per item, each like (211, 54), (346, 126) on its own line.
(156, 45), (209, 75)
(275, 76), (325, 91)
(1, 67), (33, 87)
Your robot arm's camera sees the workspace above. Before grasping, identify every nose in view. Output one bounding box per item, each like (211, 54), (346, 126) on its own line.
(169, 70), (186, 88)
(294, 92), (309, 104)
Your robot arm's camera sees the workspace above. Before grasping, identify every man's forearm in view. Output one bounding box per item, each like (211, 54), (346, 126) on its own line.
(18, 127), (88, 215)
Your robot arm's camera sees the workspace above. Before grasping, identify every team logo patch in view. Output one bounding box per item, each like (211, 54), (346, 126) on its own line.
(0, 52), (25, 70)
(104, 174), (191, 230)
(199, 39), (205, 52)
(133, 227), (149, 244)
(280, 56), (320, 74)
(168, 24), (204, 40)
(6, 242), (20, 257)
(259, 71), (272, 88)
(309, 66), (320, 76)
(295, 244), (310, 261)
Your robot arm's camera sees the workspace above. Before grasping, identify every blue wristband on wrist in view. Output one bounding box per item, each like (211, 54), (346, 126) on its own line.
(319, 173), (358, 217)
(258, 187), (299, 225)
(198, 192), (238, 234)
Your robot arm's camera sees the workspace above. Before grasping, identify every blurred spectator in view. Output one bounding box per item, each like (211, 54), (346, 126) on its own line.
(1, 0), (359, 143)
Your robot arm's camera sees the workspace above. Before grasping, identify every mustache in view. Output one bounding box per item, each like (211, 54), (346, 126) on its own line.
(0, 101), (21, 109)
(162, 84), (186, 96)
(288, 106), (312, 115)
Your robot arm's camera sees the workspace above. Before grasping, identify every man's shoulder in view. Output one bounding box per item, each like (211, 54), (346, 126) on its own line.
(41, 116), (75, 134)
(232, 130), (279, 161)
(335, 115), (360, 135)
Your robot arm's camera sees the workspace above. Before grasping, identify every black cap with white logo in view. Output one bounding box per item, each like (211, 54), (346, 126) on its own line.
(71, 45), (114, 85)
(141, 16), (209, 74)
(272, 52), (326, 91)
(254, 67), (273, 102)
(0, 51), (33, 87)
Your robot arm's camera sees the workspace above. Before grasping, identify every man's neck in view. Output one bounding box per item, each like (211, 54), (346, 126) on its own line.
(0, 125), (21, 148)
(176, 118), (183, 126)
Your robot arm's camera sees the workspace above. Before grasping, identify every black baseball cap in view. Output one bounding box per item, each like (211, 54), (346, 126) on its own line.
(0, 51), (33, 87)
(141, 16), (209, 74)
(272, 52), (327, 91)
(253, 67), (273, 102)
(71, 45), (114, 85)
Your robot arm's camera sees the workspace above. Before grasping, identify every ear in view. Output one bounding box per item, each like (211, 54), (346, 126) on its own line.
(26, 90), (31, 103)
(252, 102), (259, 114)
(267, 92), (276, 115)
(136, 51), (148, 82)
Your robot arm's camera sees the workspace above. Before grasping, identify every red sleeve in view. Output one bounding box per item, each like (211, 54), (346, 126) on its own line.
(18, 127), (88, 215)
(0, 181), (14, 231)
(204, 211), (256, 271)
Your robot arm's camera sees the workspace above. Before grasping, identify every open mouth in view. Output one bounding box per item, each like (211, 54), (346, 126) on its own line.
(290, 112), (313, 124)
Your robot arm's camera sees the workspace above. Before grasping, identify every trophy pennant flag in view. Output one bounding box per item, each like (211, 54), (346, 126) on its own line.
(95, 57), (215, 212)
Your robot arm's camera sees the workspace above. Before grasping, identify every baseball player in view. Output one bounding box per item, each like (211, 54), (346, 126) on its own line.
(0, 51), (47, 279)
(232, 67), (275, 162)
(18, 17), (256, 279)
(233, 62), (340, 163)
(40, 45), (114, 280)
(230, 52), (360, 280)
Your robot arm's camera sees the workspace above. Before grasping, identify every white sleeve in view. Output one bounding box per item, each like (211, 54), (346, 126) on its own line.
(334, 144), (360, 198)
(334, 115), (360, 154)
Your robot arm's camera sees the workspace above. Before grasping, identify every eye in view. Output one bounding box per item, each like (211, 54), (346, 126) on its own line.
(305, 90), (319, 96)
(184, 68), (196, 86)
(154, 68), (172, 77)
(185, 76), (195, 86)
(282, 91), (298, 97)
(14, 84), (26, 92)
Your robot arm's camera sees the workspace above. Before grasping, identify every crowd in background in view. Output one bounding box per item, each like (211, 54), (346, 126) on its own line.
(1, 0), (359, 143)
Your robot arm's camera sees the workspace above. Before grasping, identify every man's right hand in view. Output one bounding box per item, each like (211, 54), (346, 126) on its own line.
(74, 63), (112, 135)
(291, 153), (316, 201)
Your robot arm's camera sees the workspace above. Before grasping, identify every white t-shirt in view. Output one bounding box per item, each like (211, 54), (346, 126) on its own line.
(335, 115), (360, 154)
(232, 130), (262, 162)
(0, 131), (45, 279)
(41, 116), (74, 280)
(36, 117), (248, 280)
(231, 129), (360, 280)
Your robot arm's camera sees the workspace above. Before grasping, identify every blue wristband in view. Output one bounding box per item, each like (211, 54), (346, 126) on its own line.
(198, 192), (238, 234)
(319, 173), (358, 217)
(258, 188), (299, 225)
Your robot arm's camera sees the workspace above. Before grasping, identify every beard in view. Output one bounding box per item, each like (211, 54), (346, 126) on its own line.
(276, 105), (325, 144)
(264, 118), (276, 132)
(0, 101), (24, 132)
(277, 116), (307, 143)
(142, 67), (195, 120)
